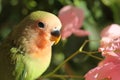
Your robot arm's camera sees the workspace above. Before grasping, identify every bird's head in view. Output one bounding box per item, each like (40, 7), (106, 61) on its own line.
(10, 11), (62, 51)
(27, 11), (62, 46)
(30, 11), (62, 45)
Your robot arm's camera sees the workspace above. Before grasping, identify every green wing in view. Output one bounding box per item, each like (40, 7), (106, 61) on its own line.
(10, 47), (26, 80)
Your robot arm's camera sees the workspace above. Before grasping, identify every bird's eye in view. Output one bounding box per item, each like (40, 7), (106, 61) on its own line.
(38, 22), (45, 28)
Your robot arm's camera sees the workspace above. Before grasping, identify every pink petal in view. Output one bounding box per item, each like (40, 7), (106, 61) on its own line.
(85, 62), (120, 80)
(58, 5), (84, 29)
(61, 22), (74, 39)
(58, 5), (86, 39)
(99, 24), (120, 57)
(99, 55), (120, 66)
(101, 24), (120, 39)
(61, 30), (72, 40)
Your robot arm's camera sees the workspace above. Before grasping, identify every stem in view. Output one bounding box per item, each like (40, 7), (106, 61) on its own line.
(79, 40), (89, 51)
(42, 50), (80, 78)
(79, 40), (103, 60)
(42, 40), (101, 78)
(82, 51), (103, 60)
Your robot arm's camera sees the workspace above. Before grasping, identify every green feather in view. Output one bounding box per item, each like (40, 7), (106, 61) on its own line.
(10, 47), (46, 80)
(10, 47), (25, 80)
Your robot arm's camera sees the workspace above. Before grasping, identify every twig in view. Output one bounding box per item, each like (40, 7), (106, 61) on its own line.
(42, 40), (101, 78)
(82, 51), (103, 60)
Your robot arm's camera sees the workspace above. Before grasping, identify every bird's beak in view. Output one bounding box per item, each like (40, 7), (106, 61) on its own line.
(51, 30), (61, 44)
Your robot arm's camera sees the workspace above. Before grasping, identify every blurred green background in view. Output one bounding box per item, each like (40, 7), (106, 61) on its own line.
(0, 0), (120, 80)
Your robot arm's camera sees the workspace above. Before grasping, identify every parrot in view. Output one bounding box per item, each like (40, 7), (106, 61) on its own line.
(0, 11), (62, 80)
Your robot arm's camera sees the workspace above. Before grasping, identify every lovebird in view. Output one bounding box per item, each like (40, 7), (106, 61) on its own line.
(0, 11), (62, 80)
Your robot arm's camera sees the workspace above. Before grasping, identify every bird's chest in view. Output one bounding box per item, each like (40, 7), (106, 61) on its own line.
(23, 48), (52, 79)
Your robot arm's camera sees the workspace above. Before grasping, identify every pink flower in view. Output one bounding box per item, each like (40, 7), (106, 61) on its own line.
(85, 62), (120, 80)
(99, 24), (120, 57)
(98, 24), (120, 66)
(85, 24), (120, 80)
(58, 5), (89, 40)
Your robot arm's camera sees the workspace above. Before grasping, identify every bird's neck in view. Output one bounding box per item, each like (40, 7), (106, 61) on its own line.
(21, 29), (53, 59)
